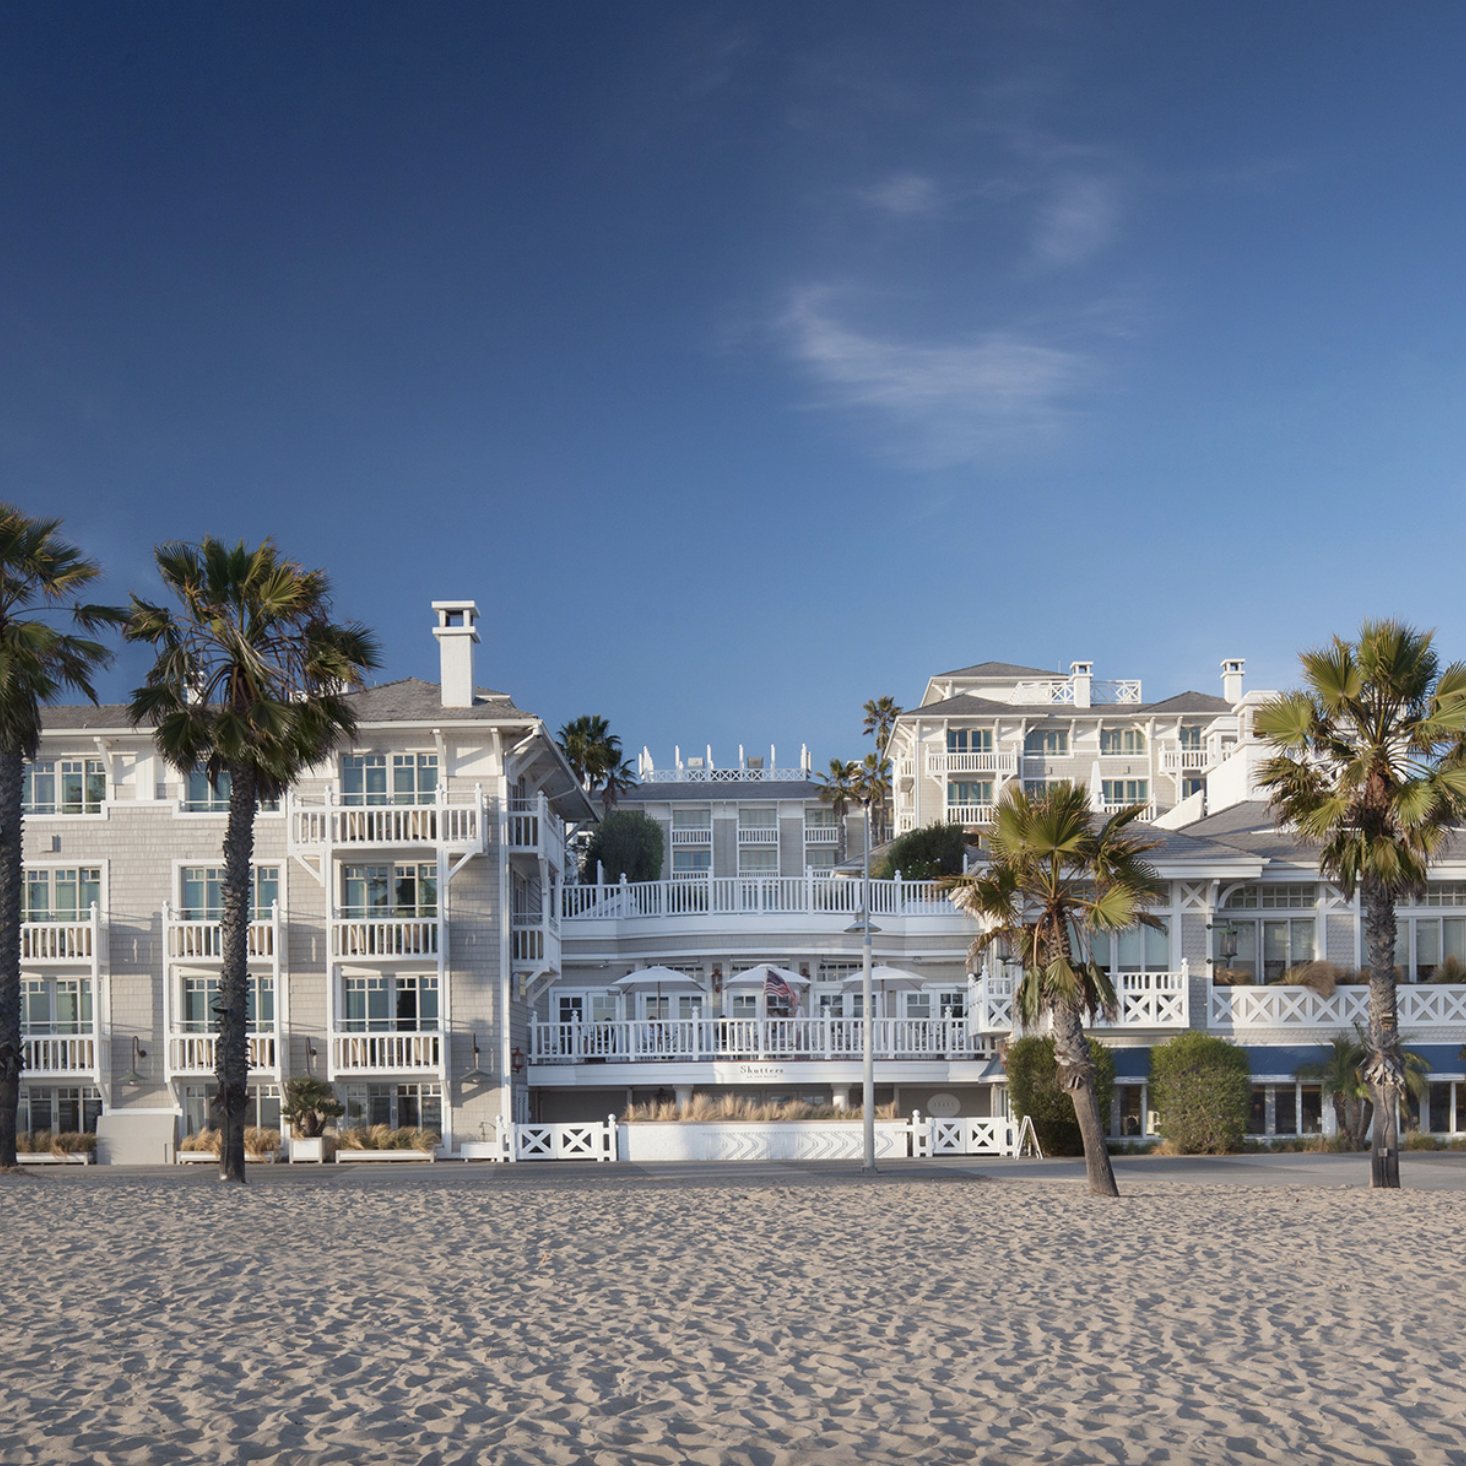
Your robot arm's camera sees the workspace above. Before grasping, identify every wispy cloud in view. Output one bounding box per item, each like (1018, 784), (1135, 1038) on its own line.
(1031, 173), (1122, 267)
(781, 288), (1089, 467)
(855, 172), (942, 217)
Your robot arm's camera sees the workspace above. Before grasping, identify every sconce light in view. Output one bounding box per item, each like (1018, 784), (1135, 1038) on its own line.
(511, 1046), (526, 1075)
(462, 1034), (493, 1085)
(1206, 921), (1239, 964)
(305, 1040), (319, 1074)
(123, 1036), (148, 1085)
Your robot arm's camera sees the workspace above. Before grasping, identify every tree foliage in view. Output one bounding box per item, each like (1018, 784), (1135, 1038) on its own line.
(1150, 1031), (1252, 1154)
(282, 1076), (345, 1139)
(584, 810), (664, 884)
(558, 714), (635, 809)
(1004, 1034), (1115, 1157)
(876, 822), (967, 880)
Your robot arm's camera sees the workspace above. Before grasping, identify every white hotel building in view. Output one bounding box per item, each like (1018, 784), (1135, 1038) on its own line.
(20, 625), (1466, 1158)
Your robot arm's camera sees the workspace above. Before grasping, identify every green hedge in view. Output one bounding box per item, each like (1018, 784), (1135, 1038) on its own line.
(875, 823), (967, 880)
(584, 810), (665, 884)
(1005, 1034), (1115, 1157)
(1151, 1030), (1252, 1154)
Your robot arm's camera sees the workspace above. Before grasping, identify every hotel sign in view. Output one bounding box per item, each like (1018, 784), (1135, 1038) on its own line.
(735, 1063), (788, 1081)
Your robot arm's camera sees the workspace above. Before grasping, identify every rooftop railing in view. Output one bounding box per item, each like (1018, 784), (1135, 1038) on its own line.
(561, 875), (957, 922)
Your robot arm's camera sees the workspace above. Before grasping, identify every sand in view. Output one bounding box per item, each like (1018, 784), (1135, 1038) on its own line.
(3, 1161), (1465, 1466)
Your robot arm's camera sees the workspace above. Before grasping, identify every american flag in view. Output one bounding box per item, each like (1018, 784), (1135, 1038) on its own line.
(765, 971), (799, 1013)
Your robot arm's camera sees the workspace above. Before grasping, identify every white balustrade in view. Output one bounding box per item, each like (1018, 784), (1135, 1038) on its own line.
(332, 1030), (443, 1072)
(22, 1033), (97, 1076)
(670, 827), (713, 844)
(21, 922), (93, 961)
(641, 767), (809, 783)
(736, 827), (780, 844)
(168, 1032), (279, 1073)
(511, 922), (545, 964)
(945, 804), (997, 826)
(332, 916), (440, 958)
(561, 876), (955, 922)
(925, 751), (1017, 776)
(1100, 802), (1157, 821)
(896, 757), (914, 779)
(803, 825), (839, 844)
(1208, 982), (1466, 1031)
(971, 967), (1189, 1034)
(167, 919), (275, 960)
(1160, 746), (1211, 772)
(290, 790), (483, 849)
(529, 1016), (987, 1064)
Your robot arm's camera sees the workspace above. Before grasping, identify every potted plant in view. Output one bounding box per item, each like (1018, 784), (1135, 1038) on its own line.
(283, 1077), (344, 1163)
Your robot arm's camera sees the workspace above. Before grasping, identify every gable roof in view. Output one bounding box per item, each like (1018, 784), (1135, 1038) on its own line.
(343, 677), (533, 723)
(935, 660), (1054, 680)
(1143, 691), (1232, 714)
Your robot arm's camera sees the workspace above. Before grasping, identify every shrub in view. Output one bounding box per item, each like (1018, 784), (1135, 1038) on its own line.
(1004, 1035), (1115, 1157)
(181, 1127), (222, 1154)
(1151, 1031), (1252, 1154)
(339, 1124), (440, 1152)
(282, 1077), (344, 1139)
(583, 810), (664, 884)
(875, 823), (967, 881)
(49, 1131), (97, 1156)
(244, 1127), (282, 1157)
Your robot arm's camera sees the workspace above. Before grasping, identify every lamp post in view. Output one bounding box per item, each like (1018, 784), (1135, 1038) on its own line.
(845, 797), (881, 1172)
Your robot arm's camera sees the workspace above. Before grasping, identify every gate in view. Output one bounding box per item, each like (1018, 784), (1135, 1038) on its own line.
(494, 1114), (617, 1162)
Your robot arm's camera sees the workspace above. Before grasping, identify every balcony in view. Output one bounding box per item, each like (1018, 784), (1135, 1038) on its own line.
(946, 804), (997, 827)
(289, 788), (485, 855)
(1208, 982), (1466, 1032)
(332, 916), (440, 959)
(165, 909), (277, 961)
(924, 751), (1018, 777)
(971, 966), (1190, 1035)
(331, 1028), (443, 1075)
(562, 876), (957, 923)
(670, 827), (713, 845)
(1100, 802), (1156, 821)
(507, 794), (567, 865)
(168, 1032), (279, 1076)
(22, 910), (98, 963)
(22, 1031), (99, 1078)
(803, 825), (839, 845)
(736, 826), (780, 845)
(529, 1016), (988, 1065)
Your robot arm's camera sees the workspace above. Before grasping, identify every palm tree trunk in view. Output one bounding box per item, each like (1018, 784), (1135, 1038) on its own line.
(217, 763), (258, 1183)
(1051, 1002), (1119, 1197)
(0, 748), (23, 1170)
(1360, 873), (1403, 1188)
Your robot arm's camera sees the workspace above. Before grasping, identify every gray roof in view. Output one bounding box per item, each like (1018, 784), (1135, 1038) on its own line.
(1169, 801), (1315, 862)
(910, 691), (1230, 719)
(908, 694), (1026, 717)
(621, 780), (822, 804)
(1143, 691), (1231, 714)
(344, 677), (533, 722)
(40, 704), (135, 730)
(935, 660), (1054, 680)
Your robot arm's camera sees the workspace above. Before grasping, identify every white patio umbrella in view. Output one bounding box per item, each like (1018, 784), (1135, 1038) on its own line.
(610, 966), (705, 994)
(722, 964), (812, 989)
(839, 965), (925, 994)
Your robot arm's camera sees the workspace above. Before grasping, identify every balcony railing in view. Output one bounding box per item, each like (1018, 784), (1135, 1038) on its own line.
(946, 804), (997, 826)
(508, 794), (567, 859)
(803, 825), (839, 845)
(736, 827), (780, 844)
(332, 916), (440, 958)
(21, 918), (96, 962)
(972, 966), (1190, 1034)
(332, 1029), (443, 1073)
(530, 1017), (988, 1064)
(166, 916), (276, 961)
(1100, 802), (1156, 821)
(1208, 982), (1466, 1031)
(290, 788), (484, 851)
(670, 828), (712, 845)
(168, 1032), (279, 1075)
(925, 751), (1017, 777)
(562, 876), (956, 922)
(21, 1033), (98, 1076)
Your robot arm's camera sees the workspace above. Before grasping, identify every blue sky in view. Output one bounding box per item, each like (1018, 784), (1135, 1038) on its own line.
(6, 3), (1466, 769)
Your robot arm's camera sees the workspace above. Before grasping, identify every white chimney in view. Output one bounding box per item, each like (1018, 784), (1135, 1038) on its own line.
(432, 600), (480, 708)
(1070, 660), (1093, 709)
(1221, 658), (1245, 706)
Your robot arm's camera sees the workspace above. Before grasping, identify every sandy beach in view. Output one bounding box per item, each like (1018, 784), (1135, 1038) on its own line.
(4, 1158), (1466, 1466)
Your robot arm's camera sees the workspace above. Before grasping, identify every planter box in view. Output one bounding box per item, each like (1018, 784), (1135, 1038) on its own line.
(16, 1152), (91, 1165)
(336, 1148), (437, 1163)
(289, 1136), (329, 1164)
(459, 1141), (503, 1162)
(619, 1119), (911, 1163)
(179, 1149), (283, 1164)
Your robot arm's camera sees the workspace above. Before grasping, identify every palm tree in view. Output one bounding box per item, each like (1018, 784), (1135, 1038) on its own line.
(0, 507), (123, 1170)
(1255, 621), (1466, 1188)
(1296, 1030), (1429, 1149)
(816, 757), (860, 863)
(853, 752), (893, 845)
(599, 756), (637, 815)
(862, 695), (903, 758)
(125, 539), (379, 1183)
(940, 782), (1165, 1197)
(557, 715), (625, 806)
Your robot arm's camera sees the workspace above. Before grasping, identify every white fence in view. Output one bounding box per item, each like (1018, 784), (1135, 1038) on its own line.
(562, 876), (955, 922)
(493, 1114), (617, 1161)
(1209, 982), (1466, 1031)
(973, 966), (1189, 1034)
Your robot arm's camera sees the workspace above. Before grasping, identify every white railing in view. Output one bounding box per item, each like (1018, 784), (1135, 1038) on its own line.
(511, 922), (545, 964)
(496, 1114), (617, 1162)
(291, 788), (483, 850)
(21, 1033), (98, 1076)
(168, 1032), (279, 1074)
(1160, 746), (1209, 772)
(925, 751), (1017, 776)
(641, 767), (809, 783)
(166, 918), (275, 960)
(803, 825), (839, 844)
(896, 758), (914, 779)
(332, 1030), (443, 1072)
(1100, 802), (1156, 821)
(972, 966), (1190, 1034)
(21, 921), (94, 961)
(898, 813), (915, 834)
(1208, 982), (1466, 1031)
(670, 827), (712, 844)
(332, 916), (440, 958)
(529, 1016), (987, 1064)
(737, 827), (780, 844)
(1012, 678), (1143, 706)
(946, 804), (997, 826)
(562, 876), (956, 921)
(508, 794), (567, 857)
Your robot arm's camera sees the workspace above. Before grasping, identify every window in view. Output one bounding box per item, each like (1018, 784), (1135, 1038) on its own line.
(25, 868), (101, 922)
(947, 729), (993, 753)
(672, 808), (712, 835)
(341, 753), (438, 806)
(1224, 883), (1317, 910)
(739, 807), (777, 829)
(1101, 780), (1149, 806)
(804, 807), (838, 828)
(23, 977), (92, 1034)
(1395, 916), (1466, 981)
(23, 759), (105, 815)
(1022, 779), (1057, 797)
(341, 1082), (442, 1132)
(947, 780), (993, 807)
(342, 863), (438, 918)
(805, 846), (838, 870)
(738, 846), (779, 875)
(1091, 917), (1171, 972)
(1415, 883), (1466, 908)
(1100, 728), (1146, 755)
(1181, 777), (1206, 800)
(180, 1083), (280, 1138)
(19, 1086), (101, 1136)
(1024, 728), (1069, 757)
(184, 769), (280, 814)
(1177, 725), (1203, 751)
(179, 866), (280, 920)
(1214, 918), (1314, 982)
(343, 973), (439, 1031)
(180, 974), (275, 1032)
(672, 848), (711, 877)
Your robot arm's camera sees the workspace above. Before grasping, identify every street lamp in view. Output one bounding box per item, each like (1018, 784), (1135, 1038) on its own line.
(844, 796), (881, 1172)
